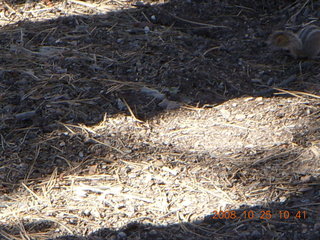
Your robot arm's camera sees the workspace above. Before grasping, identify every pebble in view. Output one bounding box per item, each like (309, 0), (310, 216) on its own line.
(144, 26), (150, 34)
(117, 232), (127, 239)
(15, 110), (36, 120)
(149, 229), (158, 236)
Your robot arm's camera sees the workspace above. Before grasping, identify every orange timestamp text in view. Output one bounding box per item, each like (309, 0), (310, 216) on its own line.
(212, 210), (307, 220)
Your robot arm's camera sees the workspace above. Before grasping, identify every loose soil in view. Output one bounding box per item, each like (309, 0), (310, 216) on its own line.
(0, 0), (320, 239)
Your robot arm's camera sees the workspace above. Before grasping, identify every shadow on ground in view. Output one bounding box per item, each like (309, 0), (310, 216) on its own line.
(1, 0), (320, 239)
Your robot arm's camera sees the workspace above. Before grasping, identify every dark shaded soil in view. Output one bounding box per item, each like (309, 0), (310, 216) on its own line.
(1, 0), (320, 239)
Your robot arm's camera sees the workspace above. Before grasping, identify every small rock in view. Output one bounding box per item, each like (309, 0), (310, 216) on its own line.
(279, 196), (287, 202)
(220, 109), (231, 119)
(117, 38), (124, 44)
(144, 26), (150, 34)
(117, 232), (127, 239)
(134, 1), (145, 7)
(245, 144), (254, 148)
(149, 229), (158, 236)
(109, 235), (117, 240)
(244, 97), (254, 102)
(15, 110), (36, 120)
(141, 87), (165, 100)
(82, 209), (91, 216)
(235, 113), (246, 121)
(69, 218), (77, 224)
(158, 98), (181, 110)
(162, 166), (178, 176)
(298, 187), (313, 192)
(91, 209), (101, 219)
(251, 78), (263, 84)
(117, 98), (126, 111)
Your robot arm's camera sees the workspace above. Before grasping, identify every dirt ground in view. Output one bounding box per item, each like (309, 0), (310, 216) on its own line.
(1, 0), (320, 239)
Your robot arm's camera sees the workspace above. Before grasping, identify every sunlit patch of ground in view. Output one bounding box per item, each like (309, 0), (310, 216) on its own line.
(1, 95), (320, 239)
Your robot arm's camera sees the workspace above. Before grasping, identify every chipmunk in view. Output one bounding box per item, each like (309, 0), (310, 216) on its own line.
(268, 24), (320, 59)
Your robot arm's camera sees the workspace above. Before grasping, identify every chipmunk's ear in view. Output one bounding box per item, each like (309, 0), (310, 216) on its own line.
(268, 31), (291, 48)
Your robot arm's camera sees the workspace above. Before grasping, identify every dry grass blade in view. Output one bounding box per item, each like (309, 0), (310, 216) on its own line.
(24, 145), (41, 182)
(164, 10), (231, 29)
(88, 137), (129, 154)
(21, 182), (42, 202)
(289, 0), (311, 22)
(0, 230), (20, 240)
(275, 88), (320, 99)
(67, 0), (98, 8)
(122, 98), (144, 123)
